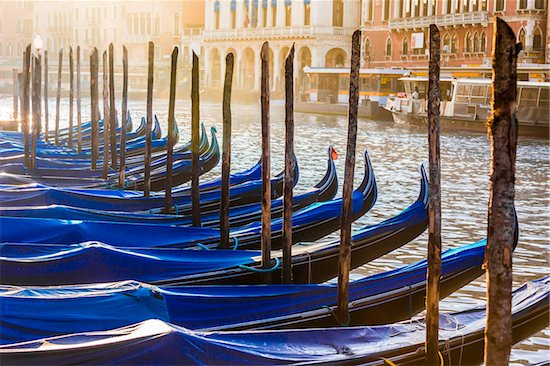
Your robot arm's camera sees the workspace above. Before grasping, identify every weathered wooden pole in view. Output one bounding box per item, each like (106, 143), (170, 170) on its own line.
(260, 42), (272, 269)
(31, 54), (41, 168)
(54, 48), (62, 145)
(425, 24), (442, 366)
(43, 51), (49, 141)
(220, 52), (234, 247)
(22, 46), (31, 168)
(484, 17), (520, 366)
(164, 47), (179, 213)
(119, 46), (128, 187)
(12, 68), (18, 120)
(68, 47), (74, 148)
(109, 43), (117, 169)
(144, 41), (154, 197)
(102, 51), (110, 179)
(336, 29), (361, 323)
(30, 56), (37, 168)
(90, 48), (99, 170)
(76, 46), (82, 153)
(191, 52), (201, 226)
(282, 45), (295, 284)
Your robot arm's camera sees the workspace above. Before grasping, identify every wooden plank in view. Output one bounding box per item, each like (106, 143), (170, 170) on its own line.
(119, 46), (128, 187)
(55, 49), (62, 146)
(191, 52), (201, 226)
(68, 47), (74, 148)
(425, 23), (442, 366)
(164, 47), (179, 213)
(220, 52), (234, 247)
(109, 43), (117, 169)
(484, 17), (520, 366)
(144, 41), (154, 197)
(336, 30), (361, 323)
(102, 51), (110, 179)
(260, 42), (271, 270)
(90, 48), (99, 170)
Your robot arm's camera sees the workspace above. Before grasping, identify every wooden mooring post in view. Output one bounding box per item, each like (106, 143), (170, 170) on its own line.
(425, 24), (442, 366)
(90, 48), (99, 170)
(260, 42), (272, 270)
(220, 53), (234, 247)
(76, 46), (82, 153)
(144, 41), (154, 197)
(282, 45), (295, 284)
(12, 68), (18, 120)
(43, 51), (49, 141)
(54, 49), (62, 146)
(102, 51), (110, 178)
(31, 54), (41, 168)
(109, 43), (117, 169)
(68, 47), (74, 148)
(119, 46), (128, 188)
(336, 29), (361, 323)
(484, 17), (520, 366)
(164, 47), (179, 213)
(22, 45), (31, 168)
(191, 52), (201, 226)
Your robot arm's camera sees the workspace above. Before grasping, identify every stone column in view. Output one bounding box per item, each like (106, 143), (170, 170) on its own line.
(237, 0), (244, 28)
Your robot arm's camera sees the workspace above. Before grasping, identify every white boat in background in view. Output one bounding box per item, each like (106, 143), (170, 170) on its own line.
(384, 76), (549, 139)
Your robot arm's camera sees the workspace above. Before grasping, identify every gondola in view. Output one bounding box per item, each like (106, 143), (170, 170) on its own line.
(0, 148), (375, 249)
(0, 236), (505, 345)
(0, 276), (546, 365)
(0, 147), (337, 226)
(0, 163), (426, 286)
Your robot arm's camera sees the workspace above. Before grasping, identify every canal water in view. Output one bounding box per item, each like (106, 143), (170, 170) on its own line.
(1, 95), (548, 364)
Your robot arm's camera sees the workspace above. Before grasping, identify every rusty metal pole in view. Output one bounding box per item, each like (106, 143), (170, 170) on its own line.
(164, 47), (179, 213)
(220, 52), (234, 247)
(109, 43), (117, 169)
(425, 24), (442, 366)
(260, 42), (272, 270)
(336, 29), (361, 323)
(191, 52), (201, 226)
(484, 17), (520, 366)
(68, 47), (74, 148)
(43, 51), (49, 141)
(54, 48), (62, 146)
(144, 41), (154, 197)
(282, 45), (295, 284)
(76, 46), (82, 153)
(102, 51), (110, 178)
(22, 46), (31, 168)
(119, 46), (128, 187)
(90, 48), (99, 170)
(12, 68), (18, 120)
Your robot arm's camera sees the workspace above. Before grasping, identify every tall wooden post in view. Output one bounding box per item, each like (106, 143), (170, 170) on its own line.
(220, 53), (234, 247)
(164, 47), (179, 213)
(76, 46), (82, 153)
(109, 43), (117, 169)
(102, 51), (110, 179)
(336, 30), (361, 322)
(119, 46), (128, 187)
(191, 52), (201, 226)
(260, 42), (272, 269)
(31, 54), (41, 168)
(68, 47), (74, 148)
(144, 41), (154, 197)
(425, 24), (442, 366)
(282, 45), (295, 284)
(43, 51), (49, 141)
(22, 46), (31, 168)
(12, 68), (18, 120)
(484, 17), (520, 366)
(54, 49), (62, 145)
(90, 48), (99, 169)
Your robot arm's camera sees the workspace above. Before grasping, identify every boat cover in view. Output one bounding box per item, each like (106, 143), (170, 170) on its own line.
(0, 277), (547, 365)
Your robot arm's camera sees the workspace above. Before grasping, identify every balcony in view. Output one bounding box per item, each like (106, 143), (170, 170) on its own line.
(201, 26), (355, 41)
(121, 34), (154, 43)
(388, 11), (488, 30)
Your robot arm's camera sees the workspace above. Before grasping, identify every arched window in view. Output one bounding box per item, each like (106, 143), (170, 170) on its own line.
(304, 0), (310, 25)
(333, 0), (344, 26)
(285, 0), (291, 26)
(231, 0), (237, 28)
(473, 32), (479, 52)
(533, 27), (543, 51)
(518, 28), (526, 49)
(443, 33), (451, 51)
(451, 33), (458, 54)
(173, 12), (180, 35)
(481, 31), (487, 52)
(385, 38), (392, 57)
(213, 1), (220, 29)
(465, 32), (472, 53)
(402, 37), (409, 55)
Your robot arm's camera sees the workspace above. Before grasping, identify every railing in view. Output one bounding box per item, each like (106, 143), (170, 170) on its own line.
(388, 11), (488, 30)
(200, 25), (354, 40)
(121, 34), (154, 43)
